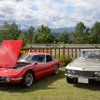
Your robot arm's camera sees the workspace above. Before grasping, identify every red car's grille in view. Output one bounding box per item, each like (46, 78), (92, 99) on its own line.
(0, 77), (3, 81)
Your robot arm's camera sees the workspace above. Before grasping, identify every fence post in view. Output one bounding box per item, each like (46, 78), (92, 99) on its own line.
(29, 46), (33, 52)
(62, 46), (65, 65)
(94, 45), (98, 48)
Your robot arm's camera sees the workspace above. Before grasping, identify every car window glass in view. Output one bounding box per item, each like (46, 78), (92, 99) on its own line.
(29, 55), (45, 62)
(78, 50), (100, 59)
(46, 55), (53, 62)
(19, 54), (31, 60)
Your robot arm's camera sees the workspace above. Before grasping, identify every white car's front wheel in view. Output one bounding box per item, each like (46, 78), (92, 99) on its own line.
(66, 77), (74, 84)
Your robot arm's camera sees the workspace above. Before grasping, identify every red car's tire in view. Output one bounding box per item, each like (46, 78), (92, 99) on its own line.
(21, 71), (34, 87)
(53, 65), (59, 75)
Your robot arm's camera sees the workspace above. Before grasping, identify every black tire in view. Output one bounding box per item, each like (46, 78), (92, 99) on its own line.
(53, 65), (59, 75)
(66, 77), (74, 84)
(21, 71), (34, 87)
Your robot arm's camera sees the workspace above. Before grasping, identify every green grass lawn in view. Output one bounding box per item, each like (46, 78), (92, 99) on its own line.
(0, 67), (100, 100)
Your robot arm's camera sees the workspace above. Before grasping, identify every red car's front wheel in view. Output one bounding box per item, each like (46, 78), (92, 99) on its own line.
(22, 71), (34, 87)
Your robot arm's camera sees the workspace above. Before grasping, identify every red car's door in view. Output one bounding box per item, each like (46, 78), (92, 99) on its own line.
(33, 54), (56, 80)
(45, 55), (56, 74)
(32, 54), (50, 80)
(34, 62), (50, 80)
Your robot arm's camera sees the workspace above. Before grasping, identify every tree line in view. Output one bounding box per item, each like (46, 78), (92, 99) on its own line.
(0, 21), (100, 47)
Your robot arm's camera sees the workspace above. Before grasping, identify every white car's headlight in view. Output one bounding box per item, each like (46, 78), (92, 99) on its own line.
(67, 69), (75, 74)
(94, 72), (100, 77)
(67, 70), (71, 73)
(72, 70), (75, 74)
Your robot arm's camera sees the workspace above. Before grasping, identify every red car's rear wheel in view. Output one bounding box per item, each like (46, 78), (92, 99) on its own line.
(54, 65), (59, 75)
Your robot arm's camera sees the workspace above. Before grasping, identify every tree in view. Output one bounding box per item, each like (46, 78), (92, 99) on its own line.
(0, 22), (20, 40)
(71, 22), (87, 44)
(2, 22), (10, 29)
(33, 25), (55, 43)
(0, 22), (10, 40)
(37, 24), (51, 34)
(27, 26), (35, 44)
(9, 22), (20, 39)
(88, 21), (100, 44)
(58, 32), (69, 44)
(33, 33), (42, 43)
(18, 32), (28, 47)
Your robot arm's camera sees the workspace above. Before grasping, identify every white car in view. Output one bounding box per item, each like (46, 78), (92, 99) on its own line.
(65, 49), (100, 84)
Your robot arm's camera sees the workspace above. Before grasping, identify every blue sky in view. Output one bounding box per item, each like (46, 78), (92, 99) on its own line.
(0, 0), (100, 28)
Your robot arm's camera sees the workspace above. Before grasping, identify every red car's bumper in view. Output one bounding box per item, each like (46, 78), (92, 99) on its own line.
(0, 76), (23, 83)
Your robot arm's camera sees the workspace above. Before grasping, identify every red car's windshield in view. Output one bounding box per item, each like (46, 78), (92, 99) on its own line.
(19, 54), (45, 62)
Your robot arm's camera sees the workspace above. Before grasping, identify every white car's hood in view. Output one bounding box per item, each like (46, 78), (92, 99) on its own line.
(66, 58), (100, 71)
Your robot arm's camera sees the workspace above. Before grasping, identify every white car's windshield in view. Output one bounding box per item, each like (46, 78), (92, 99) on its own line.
(78, 50), (100, 59)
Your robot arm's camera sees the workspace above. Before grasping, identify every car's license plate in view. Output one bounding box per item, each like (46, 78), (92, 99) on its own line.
(78, 77), (88, 83)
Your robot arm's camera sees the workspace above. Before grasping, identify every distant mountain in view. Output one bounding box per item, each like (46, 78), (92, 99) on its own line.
(0, 23), (75, 33)
(17, 24), (29, 30)
(17, 24), (75, 33)
(51, 27), (75, 33)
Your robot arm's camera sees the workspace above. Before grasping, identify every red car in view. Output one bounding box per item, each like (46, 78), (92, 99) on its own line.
(0, 40), (61, 87)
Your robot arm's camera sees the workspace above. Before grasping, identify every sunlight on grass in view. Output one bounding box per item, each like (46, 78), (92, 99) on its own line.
(0, 67), (100, 100)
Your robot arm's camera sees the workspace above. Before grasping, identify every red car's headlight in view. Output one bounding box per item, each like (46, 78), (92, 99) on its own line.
(2, 76), (10, 82)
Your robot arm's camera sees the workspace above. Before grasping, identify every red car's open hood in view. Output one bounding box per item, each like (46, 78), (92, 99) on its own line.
(0, 40), (22, 68)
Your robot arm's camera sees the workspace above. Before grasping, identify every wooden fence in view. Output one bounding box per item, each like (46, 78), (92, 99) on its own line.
(21, 46), (100, 65)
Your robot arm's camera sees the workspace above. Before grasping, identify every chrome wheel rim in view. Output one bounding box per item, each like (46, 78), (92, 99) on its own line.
(55, 65), (59, 74)
(25, 73), (33, 87)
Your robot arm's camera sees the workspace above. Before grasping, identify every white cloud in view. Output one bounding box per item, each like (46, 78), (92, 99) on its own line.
(0, 0), (100, 28)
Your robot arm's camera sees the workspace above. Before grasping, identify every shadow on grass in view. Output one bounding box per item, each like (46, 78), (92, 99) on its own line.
(74, 80), (100, 91)
(0, 68), (65, 93)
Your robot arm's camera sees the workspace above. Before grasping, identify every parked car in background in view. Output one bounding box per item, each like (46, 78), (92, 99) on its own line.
(0, 40), (61, 87)
(65, 49), (100, 84)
